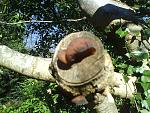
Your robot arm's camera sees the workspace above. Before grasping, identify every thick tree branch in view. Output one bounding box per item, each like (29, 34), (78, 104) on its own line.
(112, 72), (137, 98)
(94, 92), (118, 113)
(0, 45), (55, 82)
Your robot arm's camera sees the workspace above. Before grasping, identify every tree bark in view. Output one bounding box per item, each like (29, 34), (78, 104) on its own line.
(51, 31), (137, 112)
(125, 23), (150, 53)
(112, 72), (137, 98)
(0, 45), (55, 82)
(94, 92), (118, 113)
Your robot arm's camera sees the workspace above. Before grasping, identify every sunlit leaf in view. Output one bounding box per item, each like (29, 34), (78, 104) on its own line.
(136, 67), (145, 73)
(125, 53), (130, 58)
(146, 96), (150, 108)
(127, 65), (134, 75)
(140, 109), (150, 113)
(141, 76), (150, 83)
(130, 51), (149, 61)
(116, 63), (128, 69)
(141, 100), (150, 110)
(115, 28), (128, 38)
(141, 83), (150, 91)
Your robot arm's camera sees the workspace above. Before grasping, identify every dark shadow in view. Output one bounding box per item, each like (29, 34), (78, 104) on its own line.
(91, 4), (146, 31)
(57, 47), (96, 70)
(57, 60), (71, 70)
(104, 27), (127, 56)
(120, 99), (138, 113)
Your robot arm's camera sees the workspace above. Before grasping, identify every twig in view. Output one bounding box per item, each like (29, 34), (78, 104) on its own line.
(0, 17), (87, 25)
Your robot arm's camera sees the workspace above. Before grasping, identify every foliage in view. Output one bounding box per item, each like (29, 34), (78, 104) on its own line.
(0, 0), (150, 113)
(0, 0), (92, 112)
(0, 0), (25, 50)
(0, 79), (90, 113)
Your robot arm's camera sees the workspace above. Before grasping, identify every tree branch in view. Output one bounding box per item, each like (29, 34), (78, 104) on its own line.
(0, 17), (86, 25)
(112, 72), (137, 98)
(0, 45), (55, 82)
(94, 92), (118, 113)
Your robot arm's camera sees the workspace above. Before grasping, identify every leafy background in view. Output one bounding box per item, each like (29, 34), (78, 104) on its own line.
(0, 0), (150, 113)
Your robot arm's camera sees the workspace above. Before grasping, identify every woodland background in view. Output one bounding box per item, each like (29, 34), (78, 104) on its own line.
(0, 0), (150, 113)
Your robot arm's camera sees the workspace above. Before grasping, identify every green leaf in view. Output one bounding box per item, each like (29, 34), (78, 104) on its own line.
(141, 76), (150, 83)
(14, 13), (20, 19)
(119, 70), (124, 73)
(117, 63), (128, 69)
(142, 53), (149, 59)
(136, 67), (145, 73)
(141, 100), (150, 110)
(127, 65), (134, 75)
(141, 70), (150, 83)
(125, 53), (130, 58)
(145, 90), (150, 97)
(144, 70), (150, 76)
(130, 51), (149, 61)
(140, 109), (150, 113)
(146, 96), (150, 107)
(141, 83), (150, 91)
(52, 94), (59, 104)
(115, 28), (128, 38)
(147, 61), (150, 66)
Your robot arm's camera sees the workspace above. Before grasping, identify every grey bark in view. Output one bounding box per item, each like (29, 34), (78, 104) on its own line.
(94, 92), (118, 113)
(0, 45), (55, 82)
